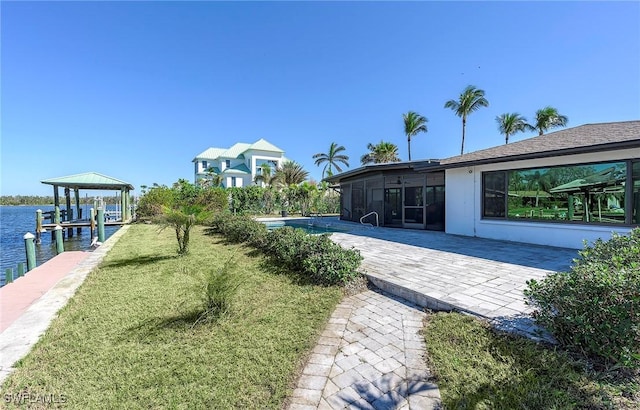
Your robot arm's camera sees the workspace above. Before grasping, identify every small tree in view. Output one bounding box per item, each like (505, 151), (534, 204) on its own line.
(159, 205), (211, 256)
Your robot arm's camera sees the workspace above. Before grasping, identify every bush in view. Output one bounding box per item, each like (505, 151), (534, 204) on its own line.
(208, 214), (363, 285)
(525, 228), (640, 368)
(136, 185), (174, 218)
(209, 213), (269, 247)
(202, 258), (241, 320)
(300, 234), (363, 285)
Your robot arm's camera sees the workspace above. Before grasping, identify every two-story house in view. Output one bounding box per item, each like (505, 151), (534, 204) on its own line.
(193, 139), (285, 188)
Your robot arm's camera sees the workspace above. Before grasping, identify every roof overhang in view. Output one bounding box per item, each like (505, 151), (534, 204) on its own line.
(440, 139), (640, 169)
(41, 172), (134, 191)
(324, 160), (441, 184)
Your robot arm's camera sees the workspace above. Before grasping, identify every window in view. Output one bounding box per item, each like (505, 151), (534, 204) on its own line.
(483, 172), (506, 218)
(202, 160), (208, 170)
(482, 160), (637, 225)
(231, 176), (237, 187)
(225, 160), (231, 168)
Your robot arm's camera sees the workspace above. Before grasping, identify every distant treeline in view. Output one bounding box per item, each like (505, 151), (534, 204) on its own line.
(0, 196), (124, 206)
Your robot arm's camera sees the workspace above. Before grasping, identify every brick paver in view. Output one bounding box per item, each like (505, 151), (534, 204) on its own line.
(288, 289), (441, 410)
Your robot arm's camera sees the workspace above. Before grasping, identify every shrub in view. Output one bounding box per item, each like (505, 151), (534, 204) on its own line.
(262, 227), (309, 271)
(300, 234), (363, 284)
(195, 187), (228, 212)
(525, 228), (640, 368)
(136, 185), (174, 218)
(158, 205), (212, 255)
(209, 213), (268, 247)
(208, 214), (363, 286)
(196, 257), (242, 324)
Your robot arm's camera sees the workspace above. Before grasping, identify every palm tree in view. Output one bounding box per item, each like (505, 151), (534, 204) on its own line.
(254, 163), (278, 186)
(444, 85), (489, 155)
(527, 170), (553, 208)
(533, 106), (568, 135)
(403, 111), (428, 161)
(360, 141), (401, 165)
(312, 142), (350, 178)
(201, 166), (223, 188)
(496, 113), (534, 144)
(274, 160), (309, 186)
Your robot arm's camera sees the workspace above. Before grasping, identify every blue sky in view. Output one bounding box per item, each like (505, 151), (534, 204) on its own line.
(2, 1), (639, 196)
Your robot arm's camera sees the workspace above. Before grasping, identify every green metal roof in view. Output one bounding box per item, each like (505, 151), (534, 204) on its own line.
(223, 164), (251, 174)
(41, 172), (134, 190)
(248, 138), (284, 153)
(194, 148), (226, 160)
(221, 143), (251, 159)
(194, 139), (284, 161)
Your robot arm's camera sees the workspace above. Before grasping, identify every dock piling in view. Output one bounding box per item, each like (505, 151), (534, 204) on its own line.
(97, 207), (105, 242)
(23, 233), (36, 272)
(90, 207), (96, 240)
(36, 209), (43, 244)
(54, 225), (64, 255)
(5, 268), (13, 284)
(17, 263), (25, 278)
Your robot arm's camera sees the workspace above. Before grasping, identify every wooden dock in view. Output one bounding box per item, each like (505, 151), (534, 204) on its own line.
(42, 220), (127, 229)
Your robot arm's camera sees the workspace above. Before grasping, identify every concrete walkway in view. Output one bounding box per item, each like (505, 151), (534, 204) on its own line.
(288, 289), (440, 410)
(1, 251), (91, 332)
(328, 226), (577, 337)
(0, 226), (129, 384)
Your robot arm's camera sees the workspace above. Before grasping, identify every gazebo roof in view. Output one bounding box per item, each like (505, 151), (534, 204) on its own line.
(41, 172), (134, 190)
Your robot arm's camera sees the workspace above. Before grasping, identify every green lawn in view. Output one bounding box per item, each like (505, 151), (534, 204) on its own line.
(424, 312), (639, 409)
(1, 224), (342, 409)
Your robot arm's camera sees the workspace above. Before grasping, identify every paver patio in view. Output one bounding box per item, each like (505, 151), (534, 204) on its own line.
(328, 225), (578, 336)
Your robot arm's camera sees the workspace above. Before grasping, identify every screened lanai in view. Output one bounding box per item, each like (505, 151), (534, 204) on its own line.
(326, 161), (445, 230)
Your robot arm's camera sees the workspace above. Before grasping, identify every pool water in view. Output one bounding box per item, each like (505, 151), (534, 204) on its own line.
(263, 220), (347, 234)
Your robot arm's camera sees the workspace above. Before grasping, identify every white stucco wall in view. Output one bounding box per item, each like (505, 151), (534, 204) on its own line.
(445, 148), (638, 249)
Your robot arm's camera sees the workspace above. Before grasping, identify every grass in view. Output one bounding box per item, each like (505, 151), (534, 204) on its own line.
(1, 224), (342, 409)
(424, 312), (639, 409)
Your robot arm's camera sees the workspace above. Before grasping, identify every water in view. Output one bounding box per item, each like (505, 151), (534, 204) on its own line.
(0, 205), (120, 286)
(263, 220), (348, 234)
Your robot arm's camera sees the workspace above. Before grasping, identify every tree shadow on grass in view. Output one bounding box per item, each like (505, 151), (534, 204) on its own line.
(119, 308), (225, 343)
(101, 254), (177, 269)
(256, 257), (329, 288)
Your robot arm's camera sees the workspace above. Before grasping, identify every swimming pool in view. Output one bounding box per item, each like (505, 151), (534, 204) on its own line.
(262, 220), (348, 234)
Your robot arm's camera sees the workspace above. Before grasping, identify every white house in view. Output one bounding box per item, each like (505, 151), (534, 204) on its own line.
(193, 139), (285, 188)
(326, 120), (640, 249)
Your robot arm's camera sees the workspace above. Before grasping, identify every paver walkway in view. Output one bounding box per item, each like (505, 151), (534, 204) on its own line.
(288, 289), (440, 410)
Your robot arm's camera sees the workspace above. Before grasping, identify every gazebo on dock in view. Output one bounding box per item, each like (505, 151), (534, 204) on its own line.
(41, 172), (135, 230)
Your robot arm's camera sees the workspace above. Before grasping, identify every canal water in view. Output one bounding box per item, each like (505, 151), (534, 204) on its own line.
(0, 205), (120, 286)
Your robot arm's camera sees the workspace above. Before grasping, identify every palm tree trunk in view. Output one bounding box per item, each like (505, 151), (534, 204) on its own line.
(408, 137), (412, 161)
(505, 133), (509, 145)
(460, 117), (466, 155)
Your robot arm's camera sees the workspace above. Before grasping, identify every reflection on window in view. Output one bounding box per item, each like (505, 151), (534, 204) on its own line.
(482, 161), (638, 225)
(507, 162), (626, 223)
(483, 172), (506, 217)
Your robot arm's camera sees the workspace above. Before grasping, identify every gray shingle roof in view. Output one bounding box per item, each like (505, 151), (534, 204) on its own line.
(440, 120), (640, 168)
